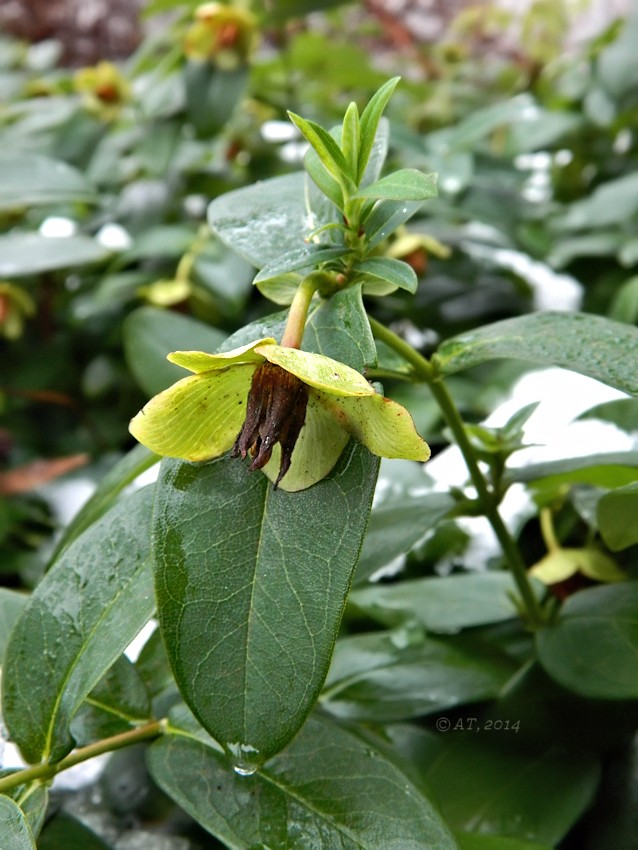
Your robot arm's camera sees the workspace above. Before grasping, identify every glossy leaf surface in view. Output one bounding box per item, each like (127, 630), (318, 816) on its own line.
(152, 446), (378, 765)
(148, 710), (458, 849)
(434, 312), (638, 395)
(2, 488), (155, 763)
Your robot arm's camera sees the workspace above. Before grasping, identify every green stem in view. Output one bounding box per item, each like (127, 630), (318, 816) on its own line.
(368, 316), (546, 627)
(540, 507), (561, 553)
(280, 275), (319, 349)
(0, 719), (165, 794)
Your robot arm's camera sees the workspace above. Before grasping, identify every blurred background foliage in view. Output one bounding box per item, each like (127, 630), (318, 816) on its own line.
(0, 0), (637, 844)
(0, 0), (635, 584)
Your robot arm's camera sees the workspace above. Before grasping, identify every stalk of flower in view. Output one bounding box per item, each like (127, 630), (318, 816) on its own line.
(129, 276), (430, 491)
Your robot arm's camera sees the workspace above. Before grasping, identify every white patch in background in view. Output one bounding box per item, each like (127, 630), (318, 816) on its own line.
(426, 367), (634, 568)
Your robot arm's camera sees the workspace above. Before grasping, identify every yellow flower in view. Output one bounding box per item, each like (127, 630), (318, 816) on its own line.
(129, 339), (430, 491)
(183, 3), (257, 69)
(74, 61), (131, 119)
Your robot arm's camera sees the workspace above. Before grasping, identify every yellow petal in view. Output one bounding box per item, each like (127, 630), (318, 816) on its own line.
(315, 391), (430, 462)
(261, 394), (350, 492)
(129, 364), (254, 460)
(168, 337), (275, 373)
(256, 344), (375, 397)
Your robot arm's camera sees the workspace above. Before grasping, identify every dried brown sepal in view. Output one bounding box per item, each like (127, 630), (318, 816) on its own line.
(231, 361), (308, 488)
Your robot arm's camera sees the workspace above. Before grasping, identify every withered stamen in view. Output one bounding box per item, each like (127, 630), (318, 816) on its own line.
(231, 362), (308, 488)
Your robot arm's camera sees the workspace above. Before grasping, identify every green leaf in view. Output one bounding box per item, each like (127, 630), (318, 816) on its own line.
(434, 312), (638, 395)
(50, 444), (158, 561)
(208, 172), (307, 269)
(422, 736), (599, 846)
(148, 710), (458, 849)
(341, 101), (360, 176)
(184, 64), (248, 138)
(11, 783), (48, 839)
(152, 445), (379, 766)
(362, 199), (424, 250)
(556, 172), (638, 231)
(288, 111), (354, 186)
(2, 488), (155, 763)
(0, 797), (35, 850)
(354, 490), (455, 583)
(0, 588), (28, 662)
(507, 451), (638, 489)
(38, 812), (113, 850)
(253, 245), (347, 288)
(598, 483), (638, 550)
(350, 573), (529, 633)
(0, 155), (96, 210)
(358, 77), (400, 184)
(321, 630), (517, 722)
(578, 397), (638, 432)
(354, 256), (418, 294)
(536, 583), (638, 699)
(0, 233), (111, 277)
(70, 655), (151, 746)
(305, 144), (345, 210)
(355, 169), (438, 201)
(305, 283), (377, 371)
(123, 306), (227, 396)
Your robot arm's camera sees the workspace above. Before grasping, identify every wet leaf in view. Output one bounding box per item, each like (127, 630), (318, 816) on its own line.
(0, 154), (96, 210)
(148, 711), (457, 849)
(0, 233), (110, 277)
(152, 445), (378, 765)
(433, 312), (638, 395)
(0, 796), (35, 850)
(2, 488), (155, 763)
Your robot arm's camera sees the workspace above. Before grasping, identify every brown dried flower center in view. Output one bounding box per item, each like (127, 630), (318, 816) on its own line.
(231, 361), (308, 488)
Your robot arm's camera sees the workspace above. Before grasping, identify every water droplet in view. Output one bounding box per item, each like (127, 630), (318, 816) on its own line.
(233, 763), (258, 777)
(226, 741), (262, 777)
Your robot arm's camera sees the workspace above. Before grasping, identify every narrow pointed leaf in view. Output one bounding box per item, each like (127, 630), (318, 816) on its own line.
(355, 169), (438, 201)
(358, 77), (400, 183)
(0, 797), (35, 850)
(253, 245), (347, 286)
(152, 445), (379, 762)
(341, 101), (360, 176)
(2, 488), (155, 763)
(305, 145), (345, 209)
(363, 198), (424, 250)
(433, 312), (638, 395)
(288, 111), (354, 185)
(148, 711), (458, 849)
(354, 256), (418, 294)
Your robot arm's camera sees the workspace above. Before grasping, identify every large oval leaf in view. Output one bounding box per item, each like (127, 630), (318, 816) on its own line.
(433, 312), (638, 395)
(148, 710), (458, 850)
(2, 487), (155, 763)
(208, 172), (307, 269)
(152, 444), (378, 767)
(536, 583), (638, 698)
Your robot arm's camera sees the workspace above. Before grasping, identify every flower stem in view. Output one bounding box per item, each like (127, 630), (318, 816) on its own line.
(0, 719), (165, 794)
(280, 275), (319, 348)
(368, 316), (546, 627)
